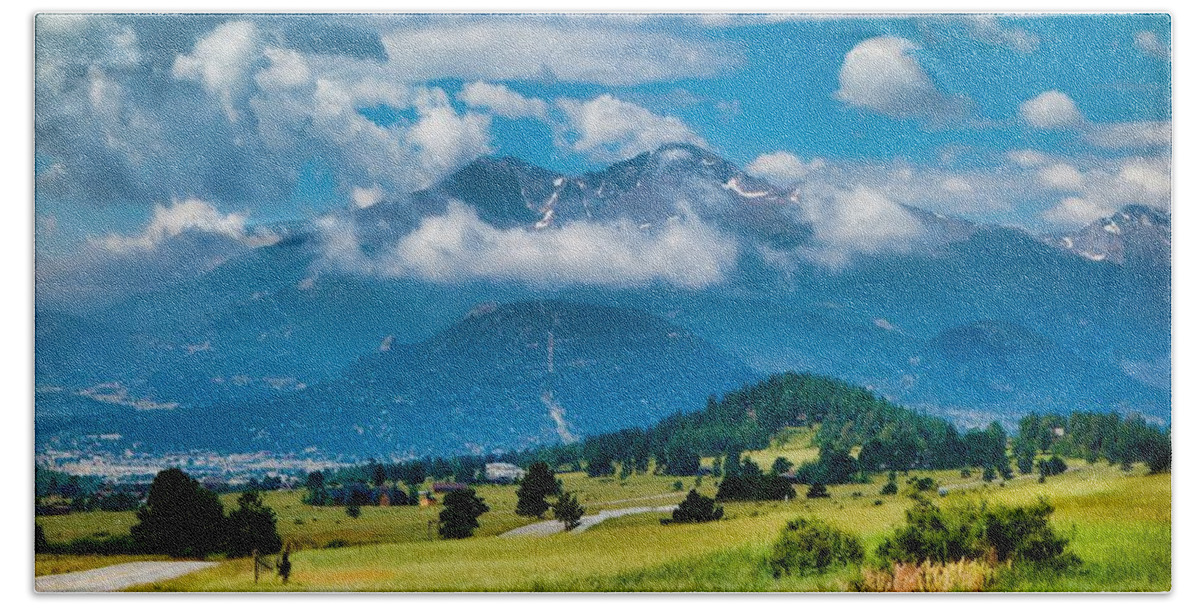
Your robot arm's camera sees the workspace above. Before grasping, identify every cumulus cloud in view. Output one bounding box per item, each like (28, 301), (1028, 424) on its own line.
(351, 184), (384, 209)
(1019, 90), (1084, 129)
(834, 36), (964, 120)
(1020, 89), (1170, 151)
(95, 199), (278, 253)
(1038, 163), (1085, 191)
(172, 21), (261, 121)
(1038, 156), (1171, 227)
(1041, 197), (1112, 227)
(379, 19), (738, 85)
(320, 202), (738, 289)
(1134, 30), (1170, 60)
(406, 90), (493, 183)
(557, 94), (704, 162)
(798, 186), (926, 265)
(459, 82), (548, 119)
(745, 152), (826, 186)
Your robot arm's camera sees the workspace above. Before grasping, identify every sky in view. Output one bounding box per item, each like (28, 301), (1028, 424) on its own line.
(34, 13), (1171, 260)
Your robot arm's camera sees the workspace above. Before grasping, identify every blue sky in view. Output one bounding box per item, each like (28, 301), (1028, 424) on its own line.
(34, 13), (1171, 258)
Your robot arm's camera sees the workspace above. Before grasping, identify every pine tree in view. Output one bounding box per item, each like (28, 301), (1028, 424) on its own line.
(130, 468), (227, 558)
(438, 489), (490, 539)
(553, 492), (585, 531)
(515, 462), (560, 518)
(670, 489), (724, 523)
(226, 491), (283, 557)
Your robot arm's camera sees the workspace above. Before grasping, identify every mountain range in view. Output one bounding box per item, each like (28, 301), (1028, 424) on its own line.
(34, 143), (1171, 457)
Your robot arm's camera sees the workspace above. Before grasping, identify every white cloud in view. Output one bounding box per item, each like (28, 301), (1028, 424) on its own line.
(255, 47), (312, 91)
(1039, 156), (1171, 227)
(1134, 30), (1170, 59)
(1038, 163), (1085, 191)
(379, 20), (737, 86)
(1019, 90), (1084, 129)
(172, 21), (260, 122)
(964, 15), (1040, 53)
(459, 82), (548, 119)
(406, 92), (493, 184)
(1084, 121), (1171, 149)
(557, 94), (704, 162)
(941, 177), (973, 194)
(834, 36), (962, 120)
(351, 184), (384, 209)
(323, 202), (738, 289)
(1041, 197), (1111, 227)
(95, 199), (278, 252)
(1006, 149), (1051, 168)
(1117, 157), (1171, 200)
(745, 151), (826, 186)
(792, 185), (926, 266)
(1020, 90), (1169, 151)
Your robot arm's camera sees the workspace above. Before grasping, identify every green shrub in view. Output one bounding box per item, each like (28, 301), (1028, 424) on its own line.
(876, 497), (1076, 569)
(908, 477), (936, 492)
(669, 489), (724, 524)
(1037, 457), (1068, 477)
(881, 481), (898, 495)
(806, 482), (830, 499)
(768, 518), (864, 577)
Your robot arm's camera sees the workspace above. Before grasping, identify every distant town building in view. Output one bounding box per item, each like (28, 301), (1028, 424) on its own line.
(431, 481), (468, 494)
(485, 462), (525, 483)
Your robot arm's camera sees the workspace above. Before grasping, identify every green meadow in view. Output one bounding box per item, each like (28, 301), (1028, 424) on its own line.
(107, 463), (1167, 592)
(36, 429), (1169, 591)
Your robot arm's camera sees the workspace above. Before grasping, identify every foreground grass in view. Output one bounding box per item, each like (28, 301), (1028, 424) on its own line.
(129, 463), (1168, 592)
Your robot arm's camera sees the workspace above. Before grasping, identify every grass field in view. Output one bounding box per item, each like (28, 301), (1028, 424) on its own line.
(100, 461), (1168, 592)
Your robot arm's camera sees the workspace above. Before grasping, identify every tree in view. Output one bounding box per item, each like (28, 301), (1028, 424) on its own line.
(880, 480), (898, 495)
(226, 491), (283, 558)
(345, 504), (361, 518)
(438, 489), (489, 539)
(515, 462), (560, 518)
(276, 543), (293, 584)
(553, 492), (585, 531)
(304, 471), (329, 506)
(130, 468), (227, 558)
(771, 456), (794, 476)
(372, 464), (387, 488)
(663, 441), (701, 476)
(669, 489), (723, 524)
(806, 482), (830, 499)
(35, 524), (48, 553)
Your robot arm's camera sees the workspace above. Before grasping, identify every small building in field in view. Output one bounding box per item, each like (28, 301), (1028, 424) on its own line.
(431, 481), (468, 494)
(485, 462), (525, 483)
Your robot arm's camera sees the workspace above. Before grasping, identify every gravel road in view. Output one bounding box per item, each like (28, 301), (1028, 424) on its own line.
(500, 504), (676, 537)
(35, 561), (218, 592)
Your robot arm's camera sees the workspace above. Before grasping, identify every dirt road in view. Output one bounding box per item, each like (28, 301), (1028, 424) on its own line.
(500, 504), (676, 537)
(35, 561), (218, 592)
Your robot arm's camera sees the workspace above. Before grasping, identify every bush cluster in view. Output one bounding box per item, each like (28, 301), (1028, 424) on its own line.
(875, 497), (1077, 569)
(768, 518), (864, 577)
(669, 489), (723, 524)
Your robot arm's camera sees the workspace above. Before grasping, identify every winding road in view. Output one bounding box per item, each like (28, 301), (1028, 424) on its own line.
(35, 561), (218, 592)
(500, 505), (676, 537)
